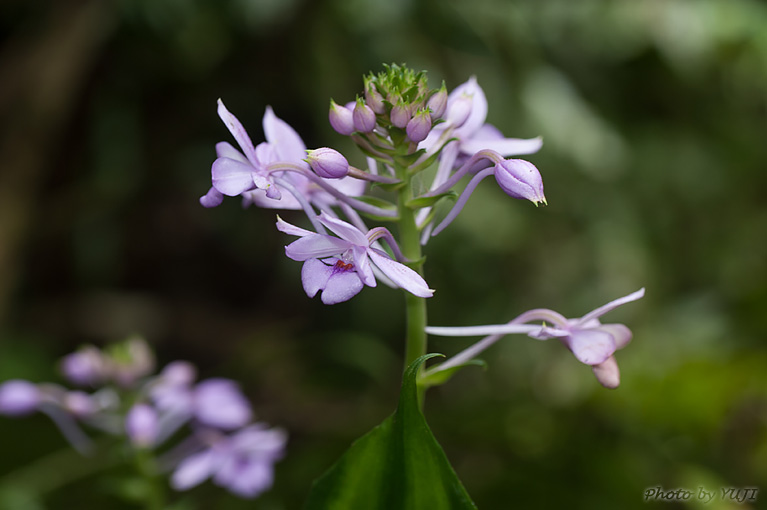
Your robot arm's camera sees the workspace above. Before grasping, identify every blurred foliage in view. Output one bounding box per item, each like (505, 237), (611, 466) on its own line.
(0, 0), (765, 508)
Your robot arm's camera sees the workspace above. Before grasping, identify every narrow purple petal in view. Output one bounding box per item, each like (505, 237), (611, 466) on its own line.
(317, 213), (368, 246)
(367, 250), (433, 298)
(263, 106), (307, 163)
(592, 356), (621, 389)
(563, 329), (616, 365)
(461, 135), (543, 157)
(321, 270), (364, 304)
(275, 216), (314, 237)
(211, 158), (256, 196)
(577, 288), (645, 325)
(217, 99), (258, 166)
(351, 245), (376, 287)
(171, 449), (217, 490)
(285, 235), (350, 261)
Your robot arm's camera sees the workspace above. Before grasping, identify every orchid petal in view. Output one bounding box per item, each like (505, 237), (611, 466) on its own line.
(368, 250), (433, 298)
(217, 99), (258, 166)
(263, 106), (307, 164)
(275, 216), (314, 237)
(216, 141), (249, 163)
(597, 323), (633, 350)
(199, 187), (224, 208)
(211, 158), (257, 196)
(171, 449), (217, 490)
(317, 213), (369, 246)
(285, 235), (349, 261)
(450, 76), (487, 138)
(321, 270), (364, 304)
(564, 329), (616, 365)
(592, 356), (621, 389)
(301, 259), (333, 298)
(220, 459), (273, 499)
(425, 323), (540, 337)
(577, 288), (645, 325)
(461, 134), (544, 157)
(351, 245), (375, 287)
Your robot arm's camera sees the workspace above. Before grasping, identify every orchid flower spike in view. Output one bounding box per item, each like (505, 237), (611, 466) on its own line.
(277, 213), (434, 304)
(425, 288), (645, 388)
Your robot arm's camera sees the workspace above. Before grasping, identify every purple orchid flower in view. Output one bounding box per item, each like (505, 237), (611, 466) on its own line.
(171, 424), (287, 499)
(425, 288), (645, 388)
(420, 76), (543, 167)
(202, 101), (365, 213)
(277, 213), (434, 304)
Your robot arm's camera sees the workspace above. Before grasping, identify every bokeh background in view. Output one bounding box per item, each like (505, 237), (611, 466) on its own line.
(1, 0), (766, 508)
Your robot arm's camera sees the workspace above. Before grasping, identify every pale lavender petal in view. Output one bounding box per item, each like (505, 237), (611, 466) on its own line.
(351, 245), (376, 287)
(449, 76), (487, 138)
(598, 323), (633, 350)
(253, 141), (276, 165)
(461, 134), (543, 157)
(0, 380), (40, 416)
(247, 189), (302, 210)
(577, 288), (645, 325)
(218, 459), (273, 498)
(367, 250), (433, 298)
(563, 329), (616, 365)
(217, 99), (258, 166)
(125, 403), (159, 448)
(215, 141), (249, 163)
(263, 106), (307, 163)
(230, 425), (288, 455)
(59, 346), (106, 387)
(211, 158), (256, 196)
(321, 270), (364, 304)
(301, 259), (333, 298)
(317, 213), (368, 246)
(592, 356), (621, 389)
(200, 187), (224, 208)
(63, 391), (96, 417)
(264, 183), (282, 200)
(285, 235), (349, 261)
(161, 361), (197, 386)
(275, 216), (314, 237)
(171, 449), (217, 490)
(194, 379), (252, 430)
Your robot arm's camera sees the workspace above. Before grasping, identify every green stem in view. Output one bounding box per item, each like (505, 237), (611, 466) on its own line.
(396, 166), (428, 404)
(134, 447), (166, 510)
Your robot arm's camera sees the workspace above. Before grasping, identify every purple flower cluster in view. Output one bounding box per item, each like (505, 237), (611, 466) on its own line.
(201, 65), (547, 305)
(0, 338), (286, 499)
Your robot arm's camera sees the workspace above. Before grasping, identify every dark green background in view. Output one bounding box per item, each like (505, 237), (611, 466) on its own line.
(1, 0), (765, 508)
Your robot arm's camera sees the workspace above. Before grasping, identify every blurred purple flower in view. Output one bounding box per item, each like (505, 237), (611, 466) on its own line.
(171, 424), (287, 499)
(0, 380), (40, 416)
(60, 346), (107, 387)
(126, 403), (159, 448)
(193, 379), (253, 430)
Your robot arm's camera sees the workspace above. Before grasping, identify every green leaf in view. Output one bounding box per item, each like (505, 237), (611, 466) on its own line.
(304, 354), (477, 510)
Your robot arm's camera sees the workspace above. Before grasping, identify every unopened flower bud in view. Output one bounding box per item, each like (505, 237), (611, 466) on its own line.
(60, 346), (107, 387)
(329, 99), (355, 135)
(0, 380), (40, 416)
(406, 110), (432, 143)
(427, 83), (448, 120)
(494, 159), (546, 205)
(390, 101), (411, 129)
(64, 390), (97, 417)
(352, 99), (376, 133)
(364, 82), (385, 114)
(307, 148), (349, 179)
(126, 403), (159, 448)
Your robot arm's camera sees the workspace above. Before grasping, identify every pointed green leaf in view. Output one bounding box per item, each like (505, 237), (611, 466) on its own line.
(406, 190), (458, 210)
(304, 354), (477, 510)
(418, 359), (487, 389)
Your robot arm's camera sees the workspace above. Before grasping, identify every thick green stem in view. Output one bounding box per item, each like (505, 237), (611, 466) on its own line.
(396, 167), (428, 401)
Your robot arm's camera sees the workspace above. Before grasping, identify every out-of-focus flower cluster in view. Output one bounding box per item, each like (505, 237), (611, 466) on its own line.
(0, 337), (286, 499)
